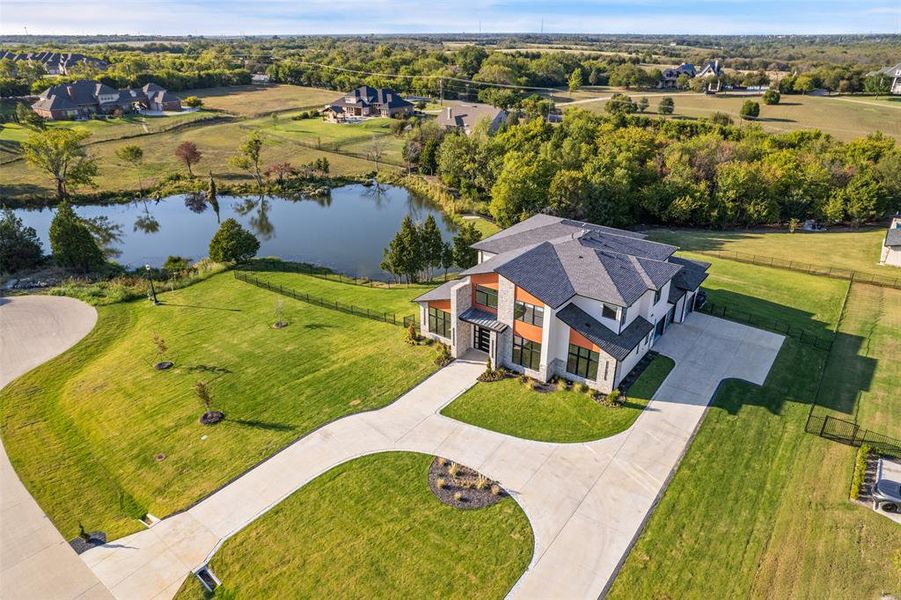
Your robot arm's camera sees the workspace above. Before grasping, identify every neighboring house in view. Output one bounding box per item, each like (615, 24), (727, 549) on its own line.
(322, 85), (413, 122)
(0, 50), (108, 75)
(880, 215), (901, 267)
(867, 63), (901, 95)
(436, 101), (507, 135)
(31, 80), (181, 120)
(695, 59), (723, 79)
(251, 73), (271, 84)
(658, 63), (695, 88)
(414, 214), (708, 394)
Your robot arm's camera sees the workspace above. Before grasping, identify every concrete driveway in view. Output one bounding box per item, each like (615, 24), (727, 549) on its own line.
(80, 312), (783, 600)
(0, 296), (112, 600)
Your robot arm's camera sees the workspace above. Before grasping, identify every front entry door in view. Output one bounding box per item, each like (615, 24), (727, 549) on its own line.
(654, 316), (666, 341)
(474, 326), (491, 352)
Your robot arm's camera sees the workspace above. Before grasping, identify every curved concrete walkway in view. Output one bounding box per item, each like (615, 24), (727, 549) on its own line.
(0, 296), (112, 600)
(81, 313), (783, 600)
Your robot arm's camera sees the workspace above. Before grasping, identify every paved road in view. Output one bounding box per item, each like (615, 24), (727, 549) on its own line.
(0, 296), (113, 600)
(82, 313), (783, 600)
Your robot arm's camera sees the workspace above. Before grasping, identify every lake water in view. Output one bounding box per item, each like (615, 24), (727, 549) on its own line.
(7, 184), (457, 279)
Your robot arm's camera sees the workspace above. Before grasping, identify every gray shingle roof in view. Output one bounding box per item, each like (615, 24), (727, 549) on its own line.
(494, 242), (576, 309)
(556, 303), (654, 361)
(328, 86), (412, 111)
(885, 228), (901, 248)
(436, 102), (505, 131)
(459, 307), (508, 332)
(669, 256), (709, 291)
(413, 280), (457, 303)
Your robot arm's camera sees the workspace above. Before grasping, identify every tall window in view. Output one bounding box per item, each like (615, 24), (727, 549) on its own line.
(653, 289), (661, 304)
(567, 344), (600, 380)
(602, 303), (618, 320)
(514, 300), (544, 326)
(512, 335), (541, 371)
(475, 285), (498, 309)
(428, 306), (450, 338)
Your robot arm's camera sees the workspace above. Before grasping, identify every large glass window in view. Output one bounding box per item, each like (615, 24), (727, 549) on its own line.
(512, 335), (541, 371)
(567, 344), (600, 380)
(514, 300), (544, 326)
(475, 285), (498, 309)
(428, 306), (451, 338)
(653, 289), (661, 304)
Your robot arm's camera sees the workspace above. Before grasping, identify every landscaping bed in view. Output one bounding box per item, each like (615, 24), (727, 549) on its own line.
(428, 457), (506, 509)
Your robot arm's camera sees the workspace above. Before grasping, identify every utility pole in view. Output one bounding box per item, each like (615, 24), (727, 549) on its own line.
(439, 78), (444, 105)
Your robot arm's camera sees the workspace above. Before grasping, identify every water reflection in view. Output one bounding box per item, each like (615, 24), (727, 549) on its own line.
(8, 184), (456, 280)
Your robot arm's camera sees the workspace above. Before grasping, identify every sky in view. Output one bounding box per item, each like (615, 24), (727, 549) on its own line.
(1, 0), (899, 36)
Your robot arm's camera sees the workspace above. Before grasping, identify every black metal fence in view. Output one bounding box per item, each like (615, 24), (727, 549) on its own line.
(698, 300), (834, 351)
(694, 249), (901, 290)
(236, 260), (430, 288)
(234, 271), (418, 328)
(805, 414), (901, 457)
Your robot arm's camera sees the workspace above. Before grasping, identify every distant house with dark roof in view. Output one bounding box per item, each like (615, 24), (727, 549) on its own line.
(322, 86), (413, 122)
(414, 214), (708, 394)
(0, 50), (108, 75)
(436, 101), (507, 135)
(658, 63), (695, 88)
(31, 80), (181, 120)
(695, 60), (723, 79)
(880, 215), (901, 267)
(867, 63), (901, 95)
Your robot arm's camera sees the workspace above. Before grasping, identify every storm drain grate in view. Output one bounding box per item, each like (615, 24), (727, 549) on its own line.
(195, 566), (221, 592)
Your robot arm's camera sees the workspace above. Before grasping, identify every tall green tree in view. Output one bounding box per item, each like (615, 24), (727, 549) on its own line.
(657, 97), (675, 116)
(452, 221), (482, 269)
(230, 132), (265, 188)
(48, 202), (105, 272)
(0, 209), (43, 273)
(381, 215), (423, 283)
(420, 215), (444, 281)
(568, 68), (583, 93)
(489, 152), (555, 227)
(22, 128), (97, 200)
(208, 218), (260, 263)
(739, 100), (760, 120)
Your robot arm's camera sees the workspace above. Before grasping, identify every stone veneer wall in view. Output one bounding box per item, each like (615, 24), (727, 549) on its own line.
(496, 277), (516, 371)
(450, 281), (472, 358)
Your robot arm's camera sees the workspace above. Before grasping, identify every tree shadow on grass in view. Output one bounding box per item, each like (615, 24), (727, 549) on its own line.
(229, 419), (297, 432)
(304, 323), (336, 330)
(184, 364), (232, 375)
(162, 303), (242, 312)
(701, 289), (874, 417)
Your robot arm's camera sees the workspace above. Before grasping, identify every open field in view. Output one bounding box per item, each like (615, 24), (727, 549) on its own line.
(609, 258), (901, 598)
(173, 452), (533, 599)
(185, 84), (338, 117)
(816, 283), (901, 438)
(563, 92), (901, 142)
(442, 355), (674, 442)
(649, 228), (893, 278)
(0, 273), (437, 540)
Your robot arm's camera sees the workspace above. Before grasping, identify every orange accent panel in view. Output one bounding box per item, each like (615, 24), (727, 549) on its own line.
(428, 300), (451, 311)
(470, 273), (499, 288)
(569, 329), (602, 353)
(514, 286), (544, 306)
(513, 321), (543, 343)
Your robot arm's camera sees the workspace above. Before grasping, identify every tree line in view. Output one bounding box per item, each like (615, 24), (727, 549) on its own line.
(380, 215), (482, 283)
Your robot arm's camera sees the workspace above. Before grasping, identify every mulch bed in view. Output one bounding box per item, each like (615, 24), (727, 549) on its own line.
(155, 361), (174, 370)
(199, 410), (225, 425)
(69, 531), (106, 554)
(428, 457), (506, 509)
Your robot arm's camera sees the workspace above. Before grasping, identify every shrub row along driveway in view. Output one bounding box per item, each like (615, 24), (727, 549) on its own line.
(0, 296), (112, 600)
(80, 311), (783, 599)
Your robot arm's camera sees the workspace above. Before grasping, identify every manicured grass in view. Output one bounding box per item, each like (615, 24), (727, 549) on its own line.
(187, 84), (338, 117)
(173, 452), (533, 599)
(565, 92), (901, 142)
(648, 228), (891, 278)
(609, 260), (901, 598)
(242, 268), (435, 317)
(0, 273), (438, 540)
(442, 355), (674, 443)
(465, 215), (502, 238)
(817, 283), (901, 437)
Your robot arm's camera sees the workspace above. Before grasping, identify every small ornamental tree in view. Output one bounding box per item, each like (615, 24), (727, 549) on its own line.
(739, 100), (760, 120)
(175, 141), (202, 177)
(22, 128), (97, 200)
(762, 89), (781, 105)
(195, 381), (223, 424)
(637, 97), (649, 113)
(710, 112), (734, 126)
(657, 96), (675, 116)
(568, 68), (583, 93)
(605, 93), (636, 115)
(208, 218), (260, 263)
(230, 132), (265, 188)
(115, 144), (144, 194)
(183, 96), (203, 108)
(48, 202), (104, 272)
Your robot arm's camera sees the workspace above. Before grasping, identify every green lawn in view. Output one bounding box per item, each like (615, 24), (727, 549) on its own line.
(241, 267), (434, 318)
(186, 84), (338, 117)
(0, 273), (437, 540)
(442, 355), (674, 443)
(648, 228), (891, 279)
(173, 452), (533, 599)
(465, 215), (502, 238)
(609, 259), (901, 598)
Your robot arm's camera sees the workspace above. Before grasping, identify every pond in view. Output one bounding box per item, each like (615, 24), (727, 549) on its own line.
(7, 184), (457, 279)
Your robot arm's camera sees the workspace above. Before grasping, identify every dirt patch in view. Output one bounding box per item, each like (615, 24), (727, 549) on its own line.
(428, 457), (506, 509)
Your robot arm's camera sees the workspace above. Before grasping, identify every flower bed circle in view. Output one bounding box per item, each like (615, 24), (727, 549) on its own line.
(155, 361), (174, 370)
(428, 457), (506, 509)
(199, 410), (225, 425)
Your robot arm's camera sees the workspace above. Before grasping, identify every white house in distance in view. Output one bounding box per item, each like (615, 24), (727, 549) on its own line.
(436, 101), (507, 135)
(880, 215), (901, 267)
(867, 63), (901, 95)
(414, 215), (708, 394)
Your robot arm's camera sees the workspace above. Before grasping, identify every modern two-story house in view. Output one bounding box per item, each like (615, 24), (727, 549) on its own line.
(415, 215), (708, 393)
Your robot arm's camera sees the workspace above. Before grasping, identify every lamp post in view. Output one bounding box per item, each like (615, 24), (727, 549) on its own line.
(145, 264), (158, 305)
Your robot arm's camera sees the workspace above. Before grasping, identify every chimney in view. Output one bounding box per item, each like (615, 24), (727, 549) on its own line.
(386, 93), (392, 102)
(446, 107), (453, 119)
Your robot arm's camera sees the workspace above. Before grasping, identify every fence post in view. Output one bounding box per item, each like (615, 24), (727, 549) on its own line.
(819, 415), (828, 437)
